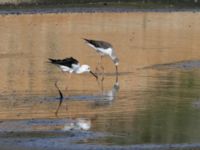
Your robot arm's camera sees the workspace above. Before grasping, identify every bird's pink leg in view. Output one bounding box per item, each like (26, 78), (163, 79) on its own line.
(100, 56), (105, 81)
(65, 74), (71, 91)
(100, 76), (104, 93)
(95, 57), (101, 74)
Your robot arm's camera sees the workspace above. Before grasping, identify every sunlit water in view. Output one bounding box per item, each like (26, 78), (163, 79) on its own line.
(1, 12), (200, 149)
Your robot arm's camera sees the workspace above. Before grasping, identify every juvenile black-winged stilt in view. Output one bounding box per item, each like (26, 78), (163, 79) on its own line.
(83, 38), (119, 77)
(48, 57), (98, 79)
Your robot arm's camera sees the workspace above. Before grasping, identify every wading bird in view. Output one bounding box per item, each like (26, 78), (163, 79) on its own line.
(48, 57), (98, 79)
(83, 38), (119, 78)
(49, 57), (99, 116)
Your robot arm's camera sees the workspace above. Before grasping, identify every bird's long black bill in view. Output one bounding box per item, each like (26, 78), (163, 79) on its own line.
(90, 71), (98, 80)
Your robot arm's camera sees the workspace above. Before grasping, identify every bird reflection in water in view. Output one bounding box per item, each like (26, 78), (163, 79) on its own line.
(94, 75), (120, 106)
(54, 81), (65, 116)
(54, 75), (119, 116)
(63, 118), (91, 131)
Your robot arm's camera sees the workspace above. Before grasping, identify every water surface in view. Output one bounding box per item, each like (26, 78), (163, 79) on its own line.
(1, 12), (200, 149)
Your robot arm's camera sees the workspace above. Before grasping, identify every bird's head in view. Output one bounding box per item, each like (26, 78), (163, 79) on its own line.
(81, 65), (98, 79)
(81, 65), (91, 72)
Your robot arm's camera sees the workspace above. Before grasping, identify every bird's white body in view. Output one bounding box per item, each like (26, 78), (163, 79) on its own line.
(59, 65), (73, 73)
(59, 64), (80, 73)
(59, 64), (90, 74)
(98, 47), (113, 56)
(86, 43), (113, 57)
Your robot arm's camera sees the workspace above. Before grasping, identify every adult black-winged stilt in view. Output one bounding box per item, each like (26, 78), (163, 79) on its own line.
(83, 38), (119, 77)
(49, 57), (99, 116)
(48, 57), (98, 79)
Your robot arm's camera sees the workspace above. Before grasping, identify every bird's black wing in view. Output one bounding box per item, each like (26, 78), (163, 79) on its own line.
(48, 57), (79, 68)
(84, 38), (112, 49)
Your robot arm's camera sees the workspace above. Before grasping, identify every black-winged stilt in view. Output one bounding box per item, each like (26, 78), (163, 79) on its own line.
(49, 57), (99, 116)
(83, 38), (119, 76)
(48, 57), (98, 79)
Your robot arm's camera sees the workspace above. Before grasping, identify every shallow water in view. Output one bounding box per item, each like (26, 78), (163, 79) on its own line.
(1, 12), (200, 149)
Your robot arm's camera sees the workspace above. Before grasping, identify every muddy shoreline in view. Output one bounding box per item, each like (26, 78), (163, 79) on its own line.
(0, 7), (200, 15)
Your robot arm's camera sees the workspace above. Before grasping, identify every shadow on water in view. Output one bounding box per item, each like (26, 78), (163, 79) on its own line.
(141, 59), (200, 70)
